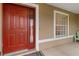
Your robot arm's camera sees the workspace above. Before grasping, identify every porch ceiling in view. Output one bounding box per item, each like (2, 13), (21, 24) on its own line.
(48, 3), (79, 14)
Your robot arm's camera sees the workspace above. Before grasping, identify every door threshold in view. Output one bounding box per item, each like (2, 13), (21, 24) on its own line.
(4, 49), (36, 56)
(17, 50), (37, 56)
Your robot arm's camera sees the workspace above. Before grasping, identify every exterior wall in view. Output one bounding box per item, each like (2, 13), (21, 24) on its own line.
(39, 3), (78, 40)
(39, 4), (54, 40)
(76, 14), (79, 31)
(39, 4), (78, 50)
(0, 3), (2, 51)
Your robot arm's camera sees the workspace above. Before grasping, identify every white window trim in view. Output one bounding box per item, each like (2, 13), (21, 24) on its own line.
(54, 10), (69, 39)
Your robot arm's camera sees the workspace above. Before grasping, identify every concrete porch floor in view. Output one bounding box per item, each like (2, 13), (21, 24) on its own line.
(41, 42), (79, 56)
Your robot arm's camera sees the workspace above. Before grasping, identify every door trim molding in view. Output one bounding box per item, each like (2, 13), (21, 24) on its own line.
(2, 3), (39, 55)
(0, 3), (3, 56)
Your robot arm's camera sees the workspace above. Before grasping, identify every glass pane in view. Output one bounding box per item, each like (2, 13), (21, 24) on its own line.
(30, 19), (33, 43)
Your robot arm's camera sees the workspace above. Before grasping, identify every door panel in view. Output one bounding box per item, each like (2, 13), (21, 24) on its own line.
(3, 4), (35, 54)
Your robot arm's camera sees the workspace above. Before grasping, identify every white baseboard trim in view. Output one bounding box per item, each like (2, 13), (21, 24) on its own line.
(39, 35), (73, 43)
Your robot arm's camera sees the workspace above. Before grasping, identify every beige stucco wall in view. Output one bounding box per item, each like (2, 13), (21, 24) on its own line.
(39, 4), (78, 50)
(76, 14), (79, 31)
(0, 3), (2, 51)
(39, 4), (54, 39)
(39, 4), (78, 40)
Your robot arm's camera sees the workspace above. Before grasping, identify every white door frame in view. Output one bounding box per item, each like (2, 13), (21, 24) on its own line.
(1, 3), (39, 55)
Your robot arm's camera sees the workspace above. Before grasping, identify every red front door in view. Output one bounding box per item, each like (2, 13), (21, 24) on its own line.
(3, 4), (35, 54)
